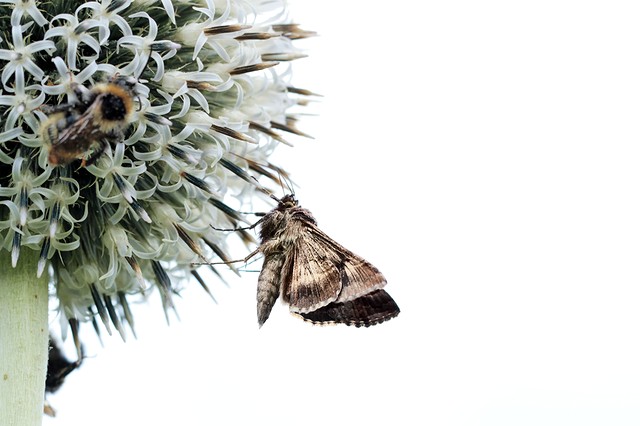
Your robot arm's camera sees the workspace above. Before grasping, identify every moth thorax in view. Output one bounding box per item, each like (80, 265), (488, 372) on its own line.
(292, 208), (317, 225)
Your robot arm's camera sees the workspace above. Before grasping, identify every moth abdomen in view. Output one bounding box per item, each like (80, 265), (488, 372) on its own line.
(257, 252), (287, 326)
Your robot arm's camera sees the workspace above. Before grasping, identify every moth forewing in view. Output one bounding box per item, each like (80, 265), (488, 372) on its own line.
(336, 258), (387, 303)
(281, 222), (343, 313)
(305, 223), (388, 304)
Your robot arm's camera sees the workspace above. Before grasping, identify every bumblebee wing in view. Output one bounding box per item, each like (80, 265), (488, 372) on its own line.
(283, 220), (387, 313)
(55, 104), (97, 146)
(47, 102), (103, 165)
(41, 102), (79, 115)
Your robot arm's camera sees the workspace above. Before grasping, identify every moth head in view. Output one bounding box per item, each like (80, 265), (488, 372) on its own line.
(275, 194), (298, 210)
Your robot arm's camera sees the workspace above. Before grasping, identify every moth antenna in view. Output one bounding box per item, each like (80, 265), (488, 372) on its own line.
(283, 172), (295, 196)
(192, 257), (261, 268)
(276, 169), (286, 197)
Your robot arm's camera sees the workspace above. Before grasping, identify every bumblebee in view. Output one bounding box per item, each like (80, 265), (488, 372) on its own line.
(41, 75), (138, 166)
(44, 337), (83, 417)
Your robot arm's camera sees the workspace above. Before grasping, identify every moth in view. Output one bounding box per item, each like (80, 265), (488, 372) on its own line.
(242, 194), (400, 327)
(40, 75), (139, 167)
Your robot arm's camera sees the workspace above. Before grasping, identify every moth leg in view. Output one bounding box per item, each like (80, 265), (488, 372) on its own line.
(244, 247), (262, 262)
(210, 215), (264, 232)
(192, 246), (263, 267)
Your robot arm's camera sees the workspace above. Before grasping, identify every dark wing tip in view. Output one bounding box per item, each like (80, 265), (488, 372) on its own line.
(296, 289), (400, 327)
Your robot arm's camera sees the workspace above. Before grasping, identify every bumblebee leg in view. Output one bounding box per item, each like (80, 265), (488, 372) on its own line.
(40, 103), (77, 114)
(82, 139), (109, 167)
(43, 400), (56, 417)
(72, 82), (95, 108)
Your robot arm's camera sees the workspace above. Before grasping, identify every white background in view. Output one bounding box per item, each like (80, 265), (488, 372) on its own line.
(45, 1), (640, 425)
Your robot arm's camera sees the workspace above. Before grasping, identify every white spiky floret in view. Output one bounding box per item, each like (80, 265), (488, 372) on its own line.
(117, 12), (181, 81)
(44, 15), (102, 71)
(0, 0), (315, 349)
(0, 0), (47, 27)
(0, 83), (44, 132)
(78, 0), (133, 44)
(0, 25), (55, 91)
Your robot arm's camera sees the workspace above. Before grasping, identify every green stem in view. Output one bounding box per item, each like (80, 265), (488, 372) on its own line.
(0, 249), (49, 426)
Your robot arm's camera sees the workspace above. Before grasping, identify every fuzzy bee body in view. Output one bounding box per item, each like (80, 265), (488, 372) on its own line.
(44, 338), (83, 417)
(41, 75), (138, 166)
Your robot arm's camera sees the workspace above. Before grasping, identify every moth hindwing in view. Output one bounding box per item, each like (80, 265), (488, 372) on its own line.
(254, 194), (399, 327)
(295, 289), (400, 327)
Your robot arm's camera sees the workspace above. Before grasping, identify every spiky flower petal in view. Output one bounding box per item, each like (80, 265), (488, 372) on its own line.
(0, 0), (315, 352)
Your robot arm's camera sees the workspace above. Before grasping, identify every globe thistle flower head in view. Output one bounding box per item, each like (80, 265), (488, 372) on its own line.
(0, 0), (315, 350)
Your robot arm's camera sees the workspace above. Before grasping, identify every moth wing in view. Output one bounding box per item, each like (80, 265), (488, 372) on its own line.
(295, 289), (400, 327)
(306, 222), (387, 304)
(283, 222), (342, 313)
(284, 221), (387, 313)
